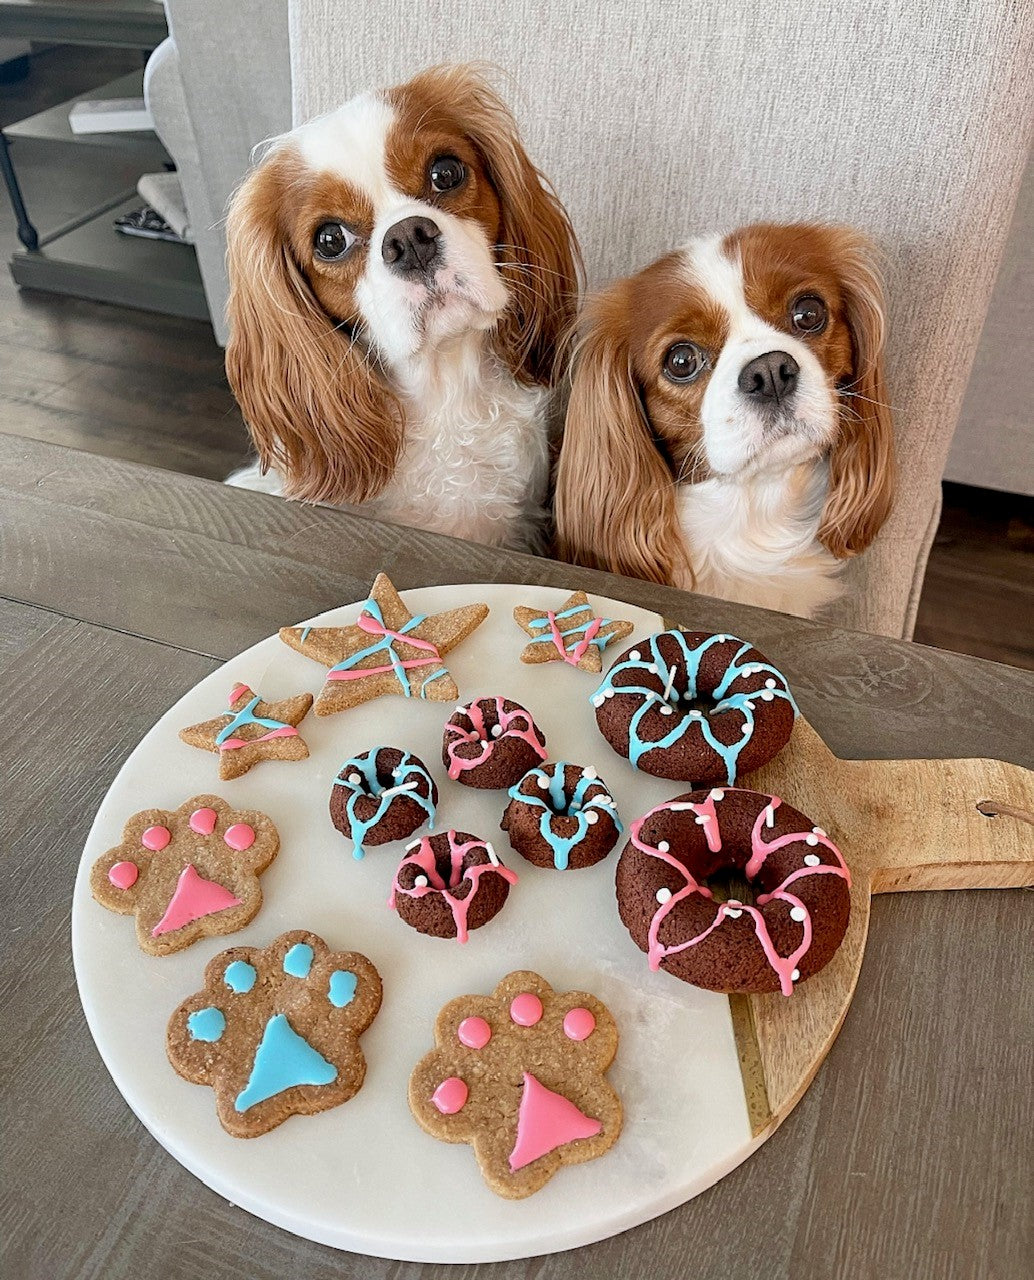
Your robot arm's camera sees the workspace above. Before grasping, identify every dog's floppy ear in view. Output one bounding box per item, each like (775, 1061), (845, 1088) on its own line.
(818, 229), (895, 557)
(225, 149), (402, 505)
(555, 285), (688, 584)
(413, 65), (581, 386)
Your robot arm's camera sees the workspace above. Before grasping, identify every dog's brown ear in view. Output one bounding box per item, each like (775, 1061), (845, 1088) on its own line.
(818, 229), (896, 557)
(225, 149), (402, 504)
(555, 285), (688, 585)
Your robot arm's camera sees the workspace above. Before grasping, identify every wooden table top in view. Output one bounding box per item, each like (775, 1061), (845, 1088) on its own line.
(1, 435), (1031, 1280)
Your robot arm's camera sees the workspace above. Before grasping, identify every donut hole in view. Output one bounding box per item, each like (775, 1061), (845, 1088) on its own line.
(701, 868), (755, 907)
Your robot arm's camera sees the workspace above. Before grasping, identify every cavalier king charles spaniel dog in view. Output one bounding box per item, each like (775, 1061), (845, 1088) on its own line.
(225, 64), (580, 549)
(555, 224), (895, 617)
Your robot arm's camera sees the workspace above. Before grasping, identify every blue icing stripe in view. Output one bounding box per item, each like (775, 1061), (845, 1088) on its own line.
(327, 598), (447, 698)
(187, 1007), (226, 1042)
(328, 970), (357, 1007)
(235, 1014), (337, 1111)
(283, 943), (314, 978)
(509, 762), (622, 870)
(333, 748), (436, 858)
(590, 631), (798, 786)
(214, 694), (290, 746)
(224, 960), (257, 994)
(527, 603), (614, 655)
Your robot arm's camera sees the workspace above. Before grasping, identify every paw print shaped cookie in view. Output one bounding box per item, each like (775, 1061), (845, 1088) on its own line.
(90, 795), (279, 955)
(167, 930), (382, 1138)
(409, 971), (621, 1198)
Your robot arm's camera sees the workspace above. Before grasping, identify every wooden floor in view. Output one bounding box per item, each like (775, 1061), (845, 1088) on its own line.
(2, 47), (1031, 669)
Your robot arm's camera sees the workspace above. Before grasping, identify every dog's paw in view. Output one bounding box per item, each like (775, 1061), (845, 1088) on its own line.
(167, 930), (382, 1137)
(409, 970), (621, 1197)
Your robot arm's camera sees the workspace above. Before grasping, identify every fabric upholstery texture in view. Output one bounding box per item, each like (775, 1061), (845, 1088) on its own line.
(290, 0), (1034, 638)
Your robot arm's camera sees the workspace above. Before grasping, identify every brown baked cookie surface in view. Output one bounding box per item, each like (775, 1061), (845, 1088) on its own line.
(167, 929), (382, 1137)
(409, 971), (621, 1198)
(389, 831), (518, 942)
(329, 747), (437, 859)
(90, 795), (279, 955)
(178, 683), (313, 780)
(591, 630), (797, 785)
(501, 762), (623, 869)
(442, 696), (547, 789)
(616, 788), (851, 994)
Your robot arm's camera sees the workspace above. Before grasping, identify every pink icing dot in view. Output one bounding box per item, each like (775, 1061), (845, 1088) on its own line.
(108, 860), (139, 890)
(457, 1016), (492, 1050)
(223, 823), (255, 851)
(431, 1076), (469, 1114)
(563, 1007), (596, 1041)
(510, 993), (543, 1027)
(189, 807), (218, 836)
(141, 825), (171, 851)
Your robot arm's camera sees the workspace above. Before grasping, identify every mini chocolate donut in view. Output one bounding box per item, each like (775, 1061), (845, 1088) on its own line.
(591, 630), (797, 785)
(389, 831), (518, 942)
(615, 788), (851, 994)
(330, 747), (437, 859)
(501, 762), (623, 870)
(442, 696), (547, 789)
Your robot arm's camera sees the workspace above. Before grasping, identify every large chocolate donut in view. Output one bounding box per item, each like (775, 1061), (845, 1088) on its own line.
(615, 788), (850, 994)
(591, 630), (796, 785)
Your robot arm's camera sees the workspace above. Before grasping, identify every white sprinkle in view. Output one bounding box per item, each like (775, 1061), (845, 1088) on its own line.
(655, 887), (672, 904)
(804, 854), (821, 867)
(405, 839), (422, 851)
(413, 874), (428, 888)
(710, 789), (724, 801)
(790, 906), (807, 922)
(742, 723), (751, 735)
(582, 766), (598, 780)
(454, 705), (466, 715)
(765, 678), (776, 689)
(717, 634), (728, 643)
(391, 767), (401, 778)
(648, 664), (659, 675)
(791, 969), (801, 982)
(724, 905), (743, 918)
(806, 834), (819, 846)
(380, 780), (418, 799)
(813, 826), (826, 837)
(598, 794), (613, 806)
(629, 650), (641, 662)
(657, 840), (670, 853)
(727, 899), (741, 907)
(690, 709), (703, 719)
(537, 774), (550, 789)
(604, 689), (615, 699)
(662, 664), (677, 702)
(765, 804), (776, 827)
(660, 705), (673, 716)
(592, 695), (605, 708)
(745, 700), (756, 710)
(491, 724), (503, 737)
(694, 815), (708, 825)
(763, 691), (775, 702)
(584, 811), (600, 825)
(347, 772), (361, 785)
(484, 842), (501, 866)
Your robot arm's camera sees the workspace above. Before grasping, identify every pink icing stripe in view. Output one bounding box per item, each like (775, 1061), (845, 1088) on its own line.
(327, 611), (445, 681)
(151, 864), (241, 937)
(688, 794), (723, 853)
(443, 699), (546, 780)
(219, 725), (298, 751)
(548, 612), (602, 665)
(745, 797), (850, 882)
(388, 832), (518, 943)
(229, 683), (250, 705)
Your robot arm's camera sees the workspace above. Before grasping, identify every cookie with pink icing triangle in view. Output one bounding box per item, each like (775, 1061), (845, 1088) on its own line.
(90, 795), (279, 955)
(409, 970), (621, 1198)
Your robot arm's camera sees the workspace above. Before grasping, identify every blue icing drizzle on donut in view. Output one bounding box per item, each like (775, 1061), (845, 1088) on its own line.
(508, 762), (622, 870)
(333, 748), (436, 859)
(590, 631), (798, 785)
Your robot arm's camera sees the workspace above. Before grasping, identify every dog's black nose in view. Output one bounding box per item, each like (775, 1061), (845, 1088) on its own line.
(738, 351), (800, 403)
(381, 216), (441, 277)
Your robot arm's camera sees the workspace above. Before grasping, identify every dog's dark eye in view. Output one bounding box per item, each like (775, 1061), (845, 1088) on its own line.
(790, 295), (828, 334)
(429, 156), (467, 193)
(313, 221), (356, 261)
(663, 342), (707, 383)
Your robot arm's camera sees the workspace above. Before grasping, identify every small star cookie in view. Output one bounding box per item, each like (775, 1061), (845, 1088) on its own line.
(179, 684), (313, 780)
(513, 591), (634, 673)
(280, 573), (489, 715)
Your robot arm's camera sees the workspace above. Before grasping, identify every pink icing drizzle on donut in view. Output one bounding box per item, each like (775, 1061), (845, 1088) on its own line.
(431, 1076), (469, 1114)
(189, 807), (218, 835)
(458, 1016), (492, 1049)
(630, 790), (850, 996)
(223, 823), (256, 851)
(388, 832), (518, 943)
(443, 698), (547, 781)
(141, 824), (171, 851)
(108, 860), (138, 889)
(510, 992), (543, 1026)
(563, 1007), (596, 1041)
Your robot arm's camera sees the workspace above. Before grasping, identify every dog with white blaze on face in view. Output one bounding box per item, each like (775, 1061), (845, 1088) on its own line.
(555, 224), (896, 618)
(225, 64), (580, 551)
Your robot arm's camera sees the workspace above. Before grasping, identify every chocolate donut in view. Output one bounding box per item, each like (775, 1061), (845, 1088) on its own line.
(389, 830), (518, 942)
(591, 630), (796, 785)
(615, 788), (850, 994)
(442, 697), (547, 789)
(501, 762), (623, 870)
(330, 747), (437, 858)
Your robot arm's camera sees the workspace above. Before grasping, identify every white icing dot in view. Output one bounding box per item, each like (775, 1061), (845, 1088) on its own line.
(582, 766), (598, 780)
(660, 705), (673, 716)
(765, 678), (776, 689)
(413, 875), (429, 888)
(592, 695), (605, 708)
(690, 709), (703, 719)
(347, 773), (361, 784)
(804, 854), (821, 866)
(455, 705), (466, 715)
(629, 650), (641, 661)
(657, 840), (670, 853)
(745, 700), (756, 710)
(805, 833), (819, 846)
(491, 724), (503, 737)
(694, 815), (708, 825)
(723, 905), (743, 918)
(727, 899), (742, 907)
(598, 794), (613, 806)
(604, 689), (615, 699)
(391, 767), (401, 778)
(813, 826), (827, 837)
(655, 887), (672, 904)
(647, 664), (659, 675)
(710, 789), (725, 801)
(790, 906), (807, 922)
(537, 774), (550, 789)
(717, 634), (728, 643)
(741, 723), (751, 735)
(791, 968), (801, 982)
(761, 691), (774, 701)
(584, 811), (600, 825)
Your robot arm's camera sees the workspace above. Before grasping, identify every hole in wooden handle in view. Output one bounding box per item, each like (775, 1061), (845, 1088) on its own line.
(976, 799), (1034, 826)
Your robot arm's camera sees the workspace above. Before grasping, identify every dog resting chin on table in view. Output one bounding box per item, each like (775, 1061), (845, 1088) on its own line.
(224, 63), (580, 552)
(554, 223), (896, 618)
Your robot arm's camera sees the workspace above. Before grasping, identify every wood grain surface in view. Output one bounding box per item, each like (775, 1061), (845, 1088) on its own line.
(1, 437), (1031, 1280)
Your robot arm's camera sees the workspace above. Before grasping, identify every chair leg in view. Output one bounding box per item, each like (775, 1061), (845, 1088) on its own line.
(0, 131), (40, 252)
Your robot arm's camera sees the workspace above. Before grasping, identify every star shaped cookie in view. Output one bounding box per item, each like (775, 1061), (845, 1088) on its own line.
(179, 684), (313, 780)
(513, 591), (634, 674)
(280, 573), (489, 715)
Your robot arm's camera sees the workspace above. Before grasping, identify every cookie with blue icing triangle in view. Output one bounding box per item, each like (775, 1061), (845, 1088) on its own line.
(513, 590), (634, 673)
(167, 929), (382, 1137)
(280, 572), (489, 715)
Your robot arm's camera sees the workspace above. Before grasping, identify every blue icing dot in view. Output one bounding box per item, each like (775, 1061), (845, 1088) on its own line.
(283, 942), (314, 978)
(224, 960), (257, 994)
(328, 970), (357, 1008)
(187, 1007), (226, 1042)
